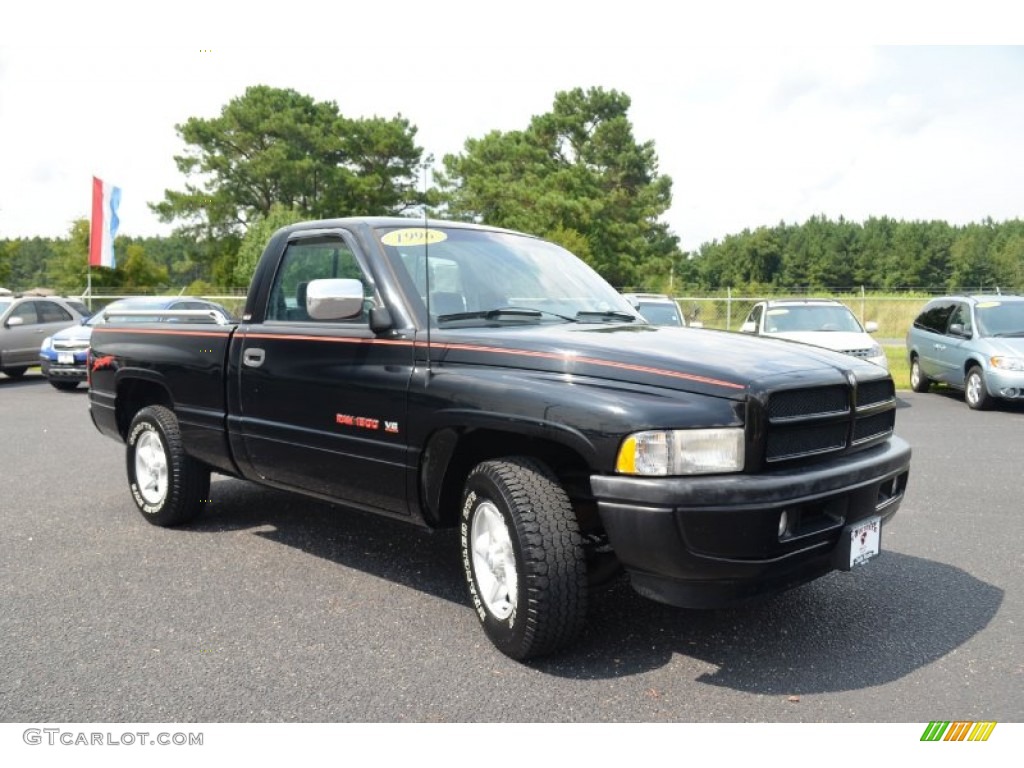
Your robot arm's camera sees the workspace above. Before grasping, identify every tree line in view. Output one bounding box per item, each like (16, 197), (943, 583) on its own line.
(2, 84), (1022, 295)
(682, 215), (1024, 293)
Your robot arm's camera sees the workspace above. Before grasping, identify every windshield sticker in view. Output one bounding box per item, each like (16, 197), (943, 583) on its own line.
(976, 301), (1001, 308)
(766, 308), (790, 315)
(380, 228), (448, 247)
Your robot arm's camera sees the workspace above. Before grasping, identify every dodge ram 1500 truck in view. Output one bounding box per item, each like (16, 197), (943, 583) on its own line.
(89, 217), (911, 659)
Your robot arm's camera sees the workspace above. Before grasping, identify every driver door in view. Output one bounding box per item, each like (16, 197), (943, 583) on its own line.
(234, 233), (415, 515)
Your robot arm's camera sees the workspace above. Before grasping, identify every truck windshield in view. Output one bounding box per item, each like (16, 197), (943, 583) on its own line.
(377, 225), (640, 326)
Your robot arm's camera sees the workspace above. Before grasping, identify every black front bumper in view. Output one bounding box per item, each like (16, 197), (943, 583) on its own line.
(591, 437), (911, 608)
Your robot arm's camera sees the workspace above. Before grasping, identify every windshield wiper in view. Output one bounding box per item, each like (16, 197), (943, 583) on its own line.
(574, 310), (639, 323)
(437, 307), (576, 323)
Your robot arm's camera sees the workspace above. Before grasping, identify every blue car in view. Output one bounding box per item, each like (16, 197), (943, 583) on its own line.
(906, 294), (1024, 410)
(40, 296), (234, 391)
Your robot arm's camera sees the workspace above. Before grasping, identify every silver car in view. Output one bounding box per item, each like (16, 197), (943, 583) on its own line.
(741, 299), (887, 369)
(0, 295), (90, 379)
(906, 294), (1024, 410)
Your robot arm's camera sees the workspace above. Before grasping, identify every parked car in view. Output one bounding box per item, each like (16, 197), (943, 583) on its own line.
(1, 295), (90, 379)
(740, 299), (887, 369)
(906, 294), (1024, 410)
(622, 293), (686, 327)
(39, 296), (234, 391)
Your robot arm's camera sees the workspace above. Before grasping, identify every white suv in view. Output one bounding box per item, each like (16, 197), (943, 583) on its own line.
(740, 299), (887, 369)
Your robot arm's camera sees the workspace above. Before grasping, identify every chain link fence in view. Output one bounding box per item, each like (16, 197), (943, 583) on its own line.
(64, 286), (964, 344)
(670, 290), (935, 343)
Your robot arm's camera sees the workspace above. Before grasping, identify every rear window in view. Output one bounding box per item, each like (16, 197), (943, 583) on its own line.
(637, 302), (682, 326)
(67, 301), (91, 317)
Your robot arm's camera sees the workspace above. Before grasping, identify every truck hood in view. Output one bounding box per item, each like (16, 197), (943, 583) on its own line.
(432, 323), (885, 399)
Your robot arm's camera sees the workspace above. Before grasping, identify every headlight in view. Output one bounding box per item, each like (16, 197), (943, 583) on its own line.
(41, 336), (53, 350)
(616, 428), (745, 476)
(991, 356), (1024, 371)
(867, 343), (883, 358)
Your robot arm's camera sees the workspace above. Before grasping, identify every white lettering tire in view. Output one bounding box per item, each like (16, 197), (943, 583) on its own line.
(460, 457), (587, 660)
(126, 405), (210, 526)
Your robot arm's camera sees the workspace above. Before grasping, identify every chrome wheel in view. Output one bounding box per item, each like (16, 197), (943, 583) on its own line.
(909, 357), (929, 393)
(470, 500), (519, 620)
(965, 367), (991, 410)
(134, 430), (168, 506)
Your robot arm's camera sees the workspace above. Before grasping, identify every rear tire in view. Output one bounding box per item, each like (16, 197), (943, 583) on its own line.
(2, 366), (28, 379)
(126, 405), (210, 526)
(460, 457), (587, 660)
(909, 356), (930, 393)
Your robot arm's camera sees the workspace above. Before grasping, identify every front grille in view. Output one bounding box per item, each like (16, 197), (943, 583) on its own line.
(767, 422), (848, 460)
(53, 340), (89, 351)
(767, 385), (848, 419)
(841, 348), (873, 358)
(857, 378), (895, 408)
(763, 377), (895, 465)
(853, 410), (895, 444)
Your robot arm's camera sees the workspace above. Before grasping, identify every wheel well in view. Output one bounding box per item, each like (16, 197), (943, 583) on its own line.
(116, 379), (174, 438)
(965, 359), (983, 376)
(426, 428), (596, 532)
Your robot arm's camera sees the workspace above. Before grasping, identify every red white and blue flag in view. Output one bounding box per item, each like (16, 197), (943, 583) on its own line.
(89, 176), (121, 268)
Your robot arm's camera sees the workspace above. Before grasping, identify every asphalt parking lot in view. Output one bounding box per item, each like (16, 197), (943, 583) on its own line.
(1, 370), (1022, 722)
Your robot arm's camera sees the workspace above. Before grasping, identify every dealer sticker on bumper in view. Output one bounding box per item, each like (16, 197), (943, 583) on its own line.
(849, 516), (881, 568)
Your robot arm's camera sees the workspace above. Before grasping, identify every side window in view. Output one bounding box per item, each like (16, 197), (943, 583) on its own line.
(267, 238), (375, 323)
(38, 301), (73, 323)
(948, 303), (972, 336)
(914, 302), (955, 334)
(11, 301), (39, 325)
(745, 304), (763, 331)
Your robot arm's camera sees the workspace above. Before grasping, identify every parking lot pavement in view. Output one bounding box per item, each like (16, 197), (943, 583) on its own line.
(1, 373), (1022, 722)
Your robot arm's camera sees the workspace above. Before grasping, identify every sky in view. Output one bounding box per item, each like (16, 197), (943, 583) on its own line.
(1, 2), (1022, 252)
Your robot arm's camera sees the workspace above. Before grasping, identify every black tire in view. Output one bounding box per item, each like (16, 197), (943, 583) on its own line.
(126, 405), (210, 526)
(49, 380), (79, 391)
(3, 366), (28, 379)
(909, 356), (930, 393)
(964, 366), (992, 411)
(460, 457), (587, 660)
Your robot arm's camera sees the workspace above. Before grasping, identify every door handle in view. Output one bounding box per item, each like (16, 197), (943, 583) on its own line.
(243, 348), (265, 367)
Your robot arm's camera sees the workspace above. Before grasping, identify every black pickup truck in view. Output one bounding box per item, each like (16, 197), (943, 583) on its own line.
(89, 217), (911, 659)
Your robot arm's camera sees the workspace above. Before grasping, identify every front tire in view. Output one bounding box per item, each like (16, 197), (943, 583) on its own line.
(2, 366), (28, 379)
(965, 366), (993, 410)
(909, 356), (930, 393)
(460, 457), (587, 660)
(49, 380), (79, 391)
(126, 405), (210, 526)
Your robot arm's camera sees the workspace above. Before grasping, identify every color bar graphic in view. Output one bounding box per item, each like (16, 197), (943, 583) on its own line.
(920, 721), (996, 741)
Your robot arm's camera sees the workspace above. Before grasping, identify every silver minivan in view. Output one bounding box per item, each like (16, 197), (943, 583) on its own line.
(906, 294), (1024, 410)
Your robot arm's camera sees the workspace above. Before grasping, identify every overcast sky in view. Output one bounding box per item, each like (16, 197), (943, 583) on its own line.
(2, 3), (1021, 252)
